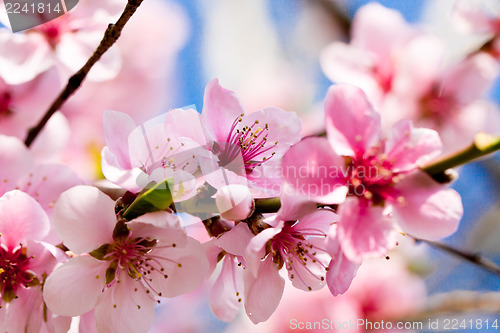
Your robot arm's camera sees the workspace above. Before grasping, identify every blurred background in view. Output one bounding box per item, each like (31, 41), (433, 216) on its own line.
(151, 0), (500, 331)
(3, 0), (500, 331)
(159, 0), (500, 331)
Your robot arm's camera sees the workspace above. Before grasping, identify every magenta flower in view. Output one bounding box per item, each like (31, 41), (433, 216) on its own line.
(0, 190), (66, 332)
(43, 185), (209, 333)
(282, 85), (463, 261)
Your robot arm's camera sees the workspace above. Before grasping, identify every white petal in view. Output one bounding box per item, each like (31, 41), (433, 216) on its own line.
(43, 256), (105, 317)
(53, 186), (116, 254)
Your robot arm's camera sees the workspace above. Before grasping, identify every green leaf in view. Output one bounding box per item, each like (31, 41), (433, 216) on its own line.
(122, 180), (174, 220)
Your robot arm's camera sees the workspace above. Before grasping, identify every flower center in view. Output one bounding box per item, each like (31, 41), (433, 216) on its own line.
(216, 114), (277, 174)
(344, 147), (398, 204)
(0, 92), (12, 118)
(419, 84), (457, 126)
(30, 16), (70, 49)
(96, 233), (178, 302)
(0, 244), (35, 304)
(268, 222), (328, 291)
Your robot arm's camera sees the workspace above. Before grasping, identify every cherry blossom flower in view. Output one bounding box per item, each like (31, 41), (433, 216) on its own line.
(320, 2), (419, 107)
(101, 110), (211, 199)
(382, 51), (500, 152)
(164, 79), (302, 195)
(0, 0), (123, 85)
(224, 256), (425, 333)
(452, 0), (500, 36)
(56, 0), (189, 180)
(282, 84), (463, 261)
(209, 187), (335, 324)
(0, 135), (82, 244)
(321, 2), (500, 151)
(43, 185), (209, 333)
(0, 190), (68, 332)
(0, 70), (60, 138)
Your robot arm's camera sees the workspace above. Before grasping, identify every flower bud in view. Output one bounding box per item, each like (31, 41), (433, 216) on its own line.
(215, 184), (254, 221)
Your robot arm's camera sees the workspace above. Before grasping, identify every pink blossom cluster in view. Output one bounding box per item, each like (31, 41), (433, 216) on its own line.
(4, 1), (500, 332)
(321, 2), (500, 152)
(0, 77), (464, 331)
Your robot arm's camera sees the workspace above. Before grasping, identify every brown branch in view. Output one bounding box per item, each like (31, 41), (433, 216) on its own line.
(303, 0), (352, 40)
(24, 0), (145, 147)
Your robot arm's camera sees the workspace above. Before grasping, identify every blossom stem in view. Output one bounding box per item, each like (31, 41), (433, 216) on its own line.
(24, 0), (145, 147)
(254, 197), (282, 213)
(421, 132), (500, 182)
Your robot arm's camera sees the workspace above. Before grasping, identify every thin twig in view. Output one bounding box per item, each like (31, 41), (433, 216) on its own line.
(416, 238), (500, 277)
(303, 0), (352, 39)
(24, 0), (144, 147)
(421, 132), (500, 183)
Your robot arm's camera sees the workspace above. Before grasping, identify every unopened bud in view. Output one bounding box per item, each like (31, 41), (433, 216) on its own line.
(215, 185), (254, 221)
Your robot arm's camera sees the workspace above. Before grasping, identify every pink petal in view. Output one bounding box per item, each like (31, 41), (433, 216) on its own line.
(392, 171), (462, 240)
(239, 107), (302, 157)
(245, 159), (284, 197)
(391, 34), (445, 99)
(94, 277), (155, 333)
(43, 256), (105, 317)
(441, 53), (499, 105)
(385, 120), (442, 172)
(286, 237), (330, 291)
(214, 222), (254, 257)
(201, 79), (247, 143)
(129, 211), (182, 230)
(0, 287), (44, 333)
(320, 43), (382, 104)
(277, 183), (318, 221)
(53, 186), (116, 254)
(0, 135), (34, 196)
(16, 163), (83, 214)
(244, 256), (285, 324)
(103, 110), (136, 170)
(0, 32), (52, 84)
(351, 2), (410, 58)
(292, 209), (337, 235)
(338, 198), (398, 262)
(209, 255), (244, 322)
(148, 237), (208, 297)
(128, 219), (187, 249)
(0, 190), (49, 248)
(325, 224), (360, 296)
(324, 84), (381, 157)
(25, 240), (60, 277)
(164, 108), (207, 146)
(245, 222), (283, 277)
(30, 112), (71, 162)
(452, 1), (496, 34)
(127, 122), (167, 170)
(101, 149), (146, 192)
(281, 137), (348, 204)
